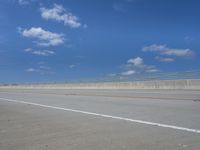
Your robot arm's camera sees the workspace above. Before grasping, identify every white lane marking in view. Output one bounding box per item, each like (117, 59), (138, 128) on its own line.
(0, 97), (200, 134)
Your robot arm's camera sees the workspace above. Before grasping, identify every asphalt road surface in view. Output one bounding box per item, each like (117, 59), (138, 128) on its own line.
(0, 89), (200, 150)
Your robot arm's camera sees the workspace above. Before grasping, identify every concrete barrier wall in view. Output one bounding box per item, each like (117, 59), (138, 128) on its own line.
(1, 79), (200, 90)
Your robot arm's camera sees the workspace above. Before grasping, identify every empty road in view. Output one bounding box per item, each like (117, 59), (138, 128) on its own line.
(0, 88), (200, 150)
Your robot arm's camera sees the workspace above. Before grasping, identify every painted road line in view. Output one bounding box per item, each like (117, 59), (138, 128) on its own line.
(0, 97), (200, 134)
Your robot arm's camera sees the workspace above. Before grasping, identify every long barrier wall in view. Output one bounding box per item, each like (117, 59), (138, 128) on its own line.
(1, 79), (200, 90)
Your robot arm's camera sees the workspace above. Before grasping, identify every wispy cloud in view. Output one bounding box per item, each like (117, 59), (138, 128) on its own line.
(26, 68), (39, 72)
(184, 36), (194, 43)
(113, 3), (127, 12)
(19, 27), (64, 46)
(40, 4), (82, 28)
(24, 48), (32, 52)
(32, 50), (54, 56)
(108, 73), (117, 77)
(24, 48), (55, 56)
(26, 65), (54, 75)
(113, 0), (134, 12)
(121, 70), (136, 76)
(145, 69), (159, 73)
(155, 56), (175, 63)
(18, 0), (36, 5)
(69, 64), (76, 69)
(142, 44), (194, 57)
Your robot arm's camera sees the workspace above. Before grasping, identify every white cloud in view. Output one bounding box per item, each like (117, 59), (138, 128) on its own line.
(69, 64), (76, 68)
(108, 73), (117, 77)
(162, 49), (193, 57)
(26, 65), (54, 75)
(145, 69), (159, 73)
(37, 61), (46, 65)
(24, 48), (55, 56)
(39, 65), (50, 70)
(18, 0), (35, 5)
(26, 68), (39, 72)
(143, 44), (166, 52)
(127, 57), (143, 66)
(83, 24), (88, 29)
(121, 57), (159, 75)
(19, 27), (64, 46)
(24, 48), (32, 52)
(109, 56), (159, 77)
(40, 4), (82, 28)
(32, 50), (55, 56)
(142, 44), (194, 57)
(121, 70), (136, 76)
(184, 36), (194, 43)
(18, 0), (29, 5)
(113, 0), (134, 12)
(113, 3), (126, 12)
(155, 56), (175, 62)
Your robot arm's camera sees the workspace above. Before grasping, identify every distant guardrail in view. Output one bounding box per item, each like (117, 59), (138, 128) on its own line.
(0, 70), (200, 86)
(1, 79), (200, 90)
(103, 70), (200, 82)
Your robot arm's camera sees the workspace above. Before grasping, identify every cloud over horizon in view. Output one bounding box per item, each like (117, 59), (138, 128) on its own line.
(1, 0), (199, 83)
(121, 57), (159, 76)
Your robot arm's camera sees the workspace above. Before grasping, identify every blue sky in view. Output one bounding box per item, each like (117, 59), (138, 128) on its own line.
(0, 0), (200, 83)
